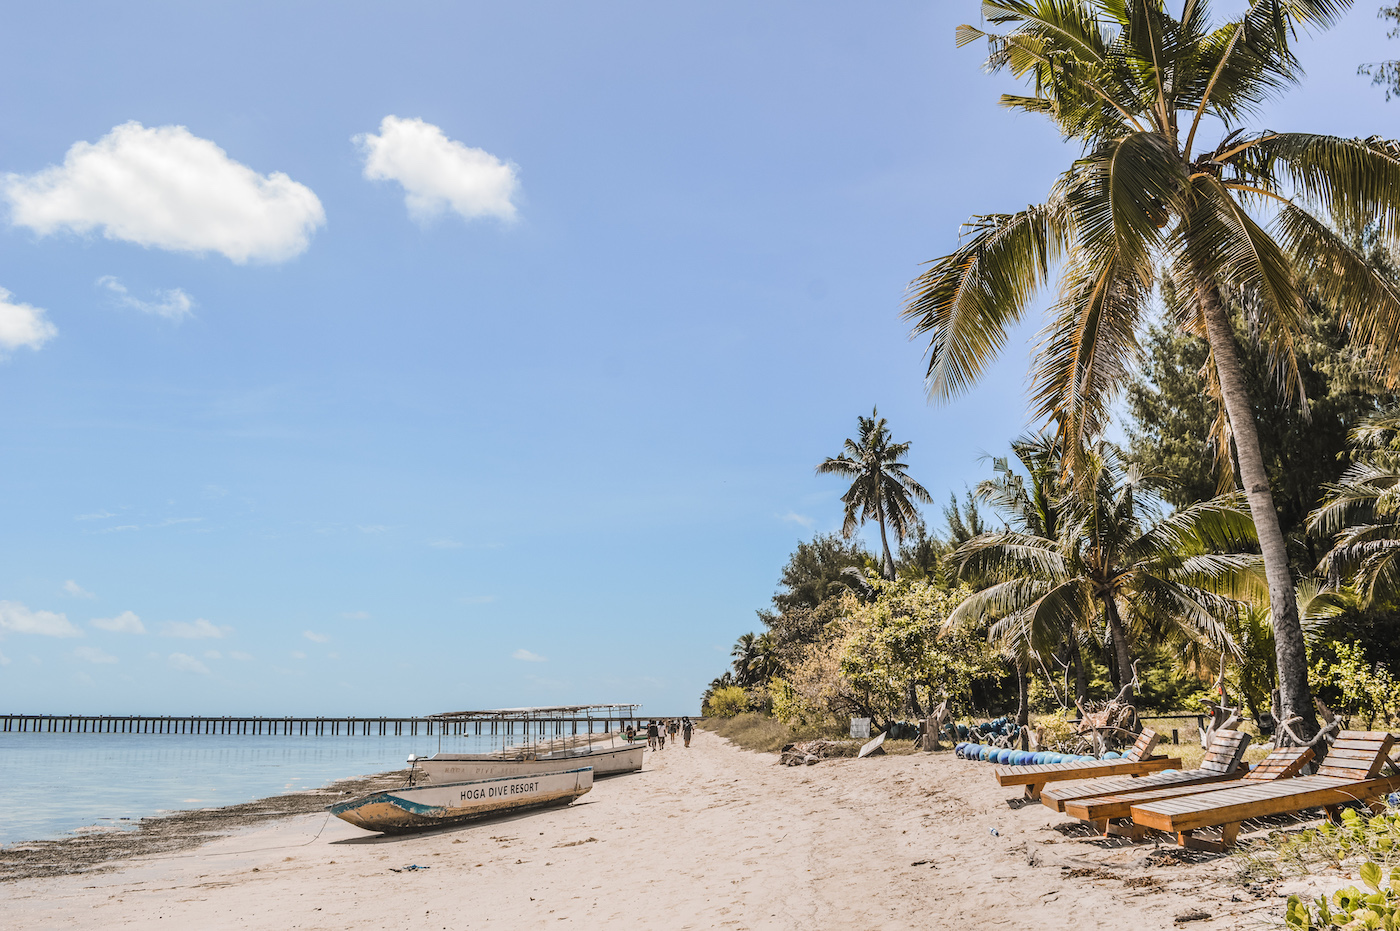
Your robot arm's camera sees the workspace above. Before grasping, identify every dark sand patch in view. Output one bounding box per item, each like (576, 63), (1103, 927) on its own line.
(0, 769), (409, 882)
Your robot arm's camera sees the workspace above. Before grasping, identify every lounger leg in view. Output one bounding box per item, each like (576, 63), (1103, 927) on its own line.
(1177, 824), (1237, 853)
(1367, 797), (1389, 815)
(1324, 805), (1342, 824)
(1090, 819), (1108, 835)
(1106, 820), (1146, 841)
(1025, 782), (1045, 801)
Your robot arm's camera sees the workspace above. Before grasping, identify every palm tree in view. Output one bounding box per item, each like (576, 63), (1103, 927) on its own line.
(972, 432), (1089, 704)
(1310, 410), (1400, 604)
(817, 408), (933, 580)
(905, 1), (1400, 740)
(949, 448), (1263, 697)
(730, 631), (782, 687)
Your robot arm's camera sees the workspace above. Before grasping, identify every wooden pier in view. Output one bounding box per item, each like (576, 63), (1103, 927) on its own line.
(0, 713), (659, 737)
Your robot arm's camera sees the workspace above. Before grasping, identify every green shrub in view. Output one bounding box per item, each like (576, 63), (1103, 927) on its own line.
(1285, 862), (1400, 929)
(1237, 808), (1400, 881)
(704, 685), (750, 717)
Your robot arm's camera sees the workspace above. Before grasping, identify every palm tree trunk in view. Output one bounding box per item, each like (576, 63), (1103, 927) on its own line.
(1068, 637), (1088, 706)
(1197, 281), (1318, 743)
(1015, 658), (1030, 750)
(1101, 595), (1133, 691)
(875, 485), (895, 580)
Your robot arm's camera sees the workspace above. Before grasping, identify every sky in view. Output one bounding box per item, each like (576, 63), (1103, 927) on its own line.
(0, 2), (1396, 717)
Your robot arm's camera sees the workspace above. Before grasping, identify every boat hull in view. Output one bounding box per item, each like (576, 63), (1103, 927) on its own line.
(416, 743), (644, 783)
(329, 767), (593, 834)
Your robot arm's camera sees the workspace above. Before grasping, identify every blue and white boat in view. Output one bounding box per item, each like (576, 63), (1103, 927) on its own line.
(329, 767), (593, 834)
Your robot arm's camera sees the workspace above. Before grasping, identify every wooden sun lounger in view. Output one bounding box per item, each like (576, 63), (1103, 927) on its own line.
(1061, 744), (1313, 836)
(1130, 730), (1400, 851)
(1040, 729), (1252, 813)
(1041, 729), (1250, 812)
(994, 729), (1181, 800)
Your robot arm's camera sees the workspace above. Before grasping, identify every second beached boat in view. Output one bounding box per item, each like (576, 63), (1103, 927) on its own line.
(411, 704), (647, 784)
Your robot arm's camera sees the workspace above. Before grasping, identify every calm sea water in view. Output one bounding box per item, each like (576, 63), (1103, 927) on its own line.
(0, 731), (524, 846)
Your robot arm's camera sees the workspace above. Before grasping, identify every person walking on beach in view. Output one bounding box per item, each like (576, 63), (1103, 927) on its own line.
(625, 724), (636, 743)
(682, 717), (693, 747)
(668, 719), (679, 745)
(646, 720), (659, 750)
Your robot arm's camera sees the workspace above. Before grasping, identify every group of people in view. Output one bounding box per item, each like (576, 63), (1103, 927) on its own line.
(624, 717), (693, 749)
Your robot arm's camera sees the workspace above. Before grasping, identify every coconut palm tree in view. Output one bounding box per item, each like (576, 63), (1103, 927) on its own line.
(905, 0), (1400, 740)
(949, 447), (1264, 697)
(817, 408), (933, 579)
(1310, 410), (1400, 604)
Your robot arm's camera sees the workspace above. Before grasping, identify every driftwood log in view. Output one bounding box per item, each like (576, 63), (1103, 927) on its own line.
(1074, 661), (1142, 755)
(919, 695), (952, 751)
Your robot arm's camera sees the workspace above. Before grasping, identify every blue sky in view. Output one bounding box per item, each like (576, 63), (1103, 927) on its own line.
(0, 2), (1394, 716)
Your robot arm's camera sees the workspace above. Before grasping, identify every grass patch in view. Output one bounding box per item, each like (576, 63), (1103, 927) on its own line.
(698, 713), (844, 753)
(1234, 807), (1400, 882)
(698, 714), (924, 756)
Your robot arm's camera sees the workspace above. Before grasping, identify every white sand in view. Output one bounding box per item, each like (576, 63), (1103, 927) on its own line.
(0, 730), (1277, 929)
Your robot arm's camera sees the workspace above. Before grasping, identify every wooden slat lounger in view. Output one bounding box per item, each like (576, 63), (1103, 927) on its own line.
(994, 729), (1181, 801)
(1061, 744), (1313, 836)
(1130, 730), (1400, 851)
(1040, 729), (1252, 813)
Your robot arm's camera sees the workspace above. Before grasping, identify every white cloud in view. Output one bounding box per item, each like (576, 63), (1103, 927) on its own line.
(5, 122), (325, 263)
(780, 511), (815, 528)
(303, 630), (329, 643)
(356, 116), (518, 223)
(0, 287), (57, 353)
(96, 276), (194, 321)
(512, 648), (546, 663)
(340, 611), (370, 620)
(357, 524), (387, 534)
(461, 595), (497, 605)
(428, 538), (463, 549)
(0, 601), (81, 637)
(290, 650), (306, 660)
(91, 610), (145, 634)
(0, 649), (9, 665)
(167, 652), (209, 674)
(161, 618), (229, 639)
(64, 579), (96, 599)
(74, 645), (117, 664)
(76, 510), (116, 521)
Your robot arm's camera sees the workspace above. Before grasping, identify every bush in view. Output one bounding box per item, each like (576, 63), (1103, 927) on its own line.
(1237, 807), (1400, 882)
(704, 685), (750, 717)
(1285, 862), (1400, 930)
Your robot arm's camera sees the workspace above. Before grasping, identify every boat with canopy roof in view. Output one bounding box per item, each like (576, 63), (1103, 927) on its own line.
(409, 704), (646, 784)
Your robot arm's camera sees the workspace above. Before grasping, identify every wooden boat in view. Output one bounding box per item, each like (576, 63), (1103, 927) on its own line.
(414, 742), (645, 783)
(413, 704), (647, 784)
(329, 766), (593, 834)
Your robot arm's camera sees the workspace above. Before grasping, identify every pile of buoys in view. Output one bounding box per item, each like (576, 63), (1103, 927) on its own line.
(953, 742), (1100, 765)
(967, 717), (1018, 740)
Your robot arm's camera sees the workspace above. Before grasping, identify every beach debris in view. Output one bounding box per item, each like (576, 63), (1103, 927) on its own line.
(553, 837), (599, 848)
(779, 740), (844, 766)
(858, 732), (888, 759)
(989, 828), (1000, 837)
(1173, 909), (1210, 923)
(389, 864), (430, 872)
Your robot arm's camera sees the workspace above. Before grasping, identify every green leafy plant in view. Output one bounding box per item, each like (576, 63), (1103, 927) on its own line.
(703, 685), (750, 718)
(1238, 808), (1400, 882)
(1285, 862), (1400, 930)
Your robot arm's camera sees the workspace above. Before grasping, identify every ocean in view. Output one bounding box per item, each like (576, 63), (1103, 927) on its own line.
(0, 731), (525, 846)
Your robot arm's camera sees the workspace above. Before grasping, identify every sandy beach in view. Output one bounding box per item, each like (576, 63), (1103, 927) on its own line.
(0, 730), (1308, 930)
